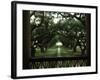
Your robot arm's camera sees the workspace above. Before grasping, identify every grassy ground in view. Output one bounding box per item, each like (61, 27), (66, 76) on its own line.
(31, 46), (88, 68)
(33, 45), (81, 57)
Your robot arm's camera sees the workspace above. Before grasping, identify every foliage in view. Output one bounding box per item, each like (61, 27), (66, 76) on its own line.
(30, 11), (87, 56)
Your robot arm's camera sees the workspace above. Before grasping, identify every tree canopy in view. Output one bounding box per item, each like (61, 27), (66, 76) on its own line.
(30, 11), (89, 56)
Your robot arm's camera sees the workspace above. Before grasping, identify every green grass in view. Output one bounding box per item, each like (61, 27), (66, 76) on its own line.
(33, 45), (81, 57)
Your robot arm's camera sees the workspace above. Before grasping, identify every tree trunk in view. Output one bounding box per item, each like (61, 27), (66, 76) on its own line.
(73, 44), (77, 52)
(80, 47), (86, 55)
(23, 11), (31, 69)
(85, 14), (91, 66)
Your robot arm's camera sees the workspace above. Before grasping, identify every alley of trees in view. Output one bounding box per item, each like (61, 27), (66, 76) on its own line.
(23, 10), (91, 69)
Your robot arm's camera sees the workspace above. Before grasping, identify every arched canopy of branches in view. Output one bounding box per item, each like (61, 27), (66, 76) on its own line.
(30, 11), (90, 56)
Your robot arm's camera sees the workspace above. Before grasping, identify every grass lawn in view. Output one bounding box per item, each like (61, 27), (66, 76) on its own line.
(33, 45), (81, 57)
(31, 46), (88, 68)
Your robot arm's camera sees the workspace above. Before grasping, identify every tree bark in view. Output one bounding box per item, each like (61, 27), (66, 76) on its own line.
(23, 11), (31, 69)
(85, 14), (91, 66)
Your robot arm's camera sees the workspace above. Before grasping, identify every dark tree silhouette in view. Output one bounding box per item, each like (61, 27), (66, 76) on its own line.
(23, 11), (31, 69)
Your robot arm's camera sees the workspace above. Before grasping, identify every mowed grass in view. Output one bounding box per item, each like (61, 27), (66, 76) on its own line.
(34, 45), (81, 57)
